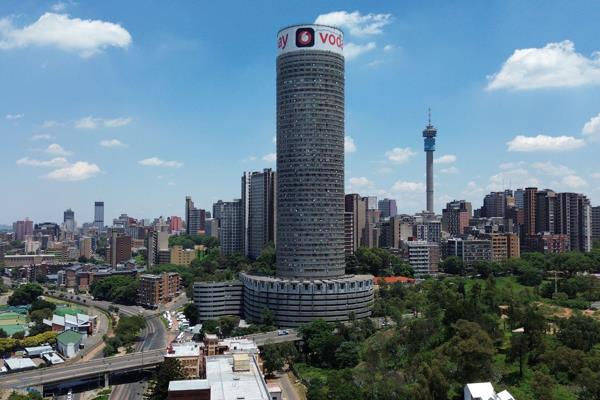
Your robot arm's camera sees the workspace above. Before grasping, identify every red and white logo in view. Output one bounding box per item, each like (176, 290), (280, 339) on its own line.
(296, 27), (315, 47)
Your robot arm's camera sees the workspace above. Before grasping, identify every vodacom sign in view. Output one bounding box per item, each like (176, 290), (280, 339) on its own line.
(277, 25), (344, 57)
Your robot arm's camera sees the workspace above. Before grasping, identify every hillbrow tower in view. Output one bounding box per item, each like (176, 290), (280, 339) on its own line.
(423, 110), (437, 213)
(241, 24), (373, 327)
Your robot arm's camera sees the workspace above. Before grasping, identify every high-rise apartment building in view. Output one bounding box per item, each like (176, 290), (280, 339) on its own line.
(63, 209), (75, 233)
(240, 24), (373, 327)
(535, 190), (557, 234)
(442, 200), (472, 236)
(378, 198), (398, 219)
(556, 192), (592, 252)
(146, 230), (169, 267)
(481, 192), (510, 218)
(241, 169), (276, 259)
(414, 212), (442, 243)
(490, 233), (520, 262)
(185, 197), (206, 236)
(219, 199), (243, 256)
(212, 200), (225, 221)
(345, 194), (368, 252)
(94, 201), (104, 230)
(107, 232), (132, 267)
(592, 206), (600, 241)
(13, 219), (33, 241)
(445, 238), (492, 266)
(403, 241), (439, 276)
(523, 187), (537, 237)
(79, 237), (92, 259)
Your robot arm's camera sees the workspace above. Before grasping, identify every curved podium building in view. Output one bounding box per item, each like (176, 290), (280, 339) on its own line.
(241, 24), (373, 327)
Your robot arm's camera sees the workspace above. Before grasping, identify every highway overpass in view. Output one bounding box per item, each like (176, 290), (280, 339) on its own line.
(0, 350), (164, 389)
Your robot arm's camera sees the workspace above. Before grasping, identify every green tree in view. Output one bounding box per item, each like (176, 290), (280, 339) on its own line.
(201, 319), (219, 335)
(531, 369), (556, 400)
(148, 358), (185, 400)
(261, 308), (274, 327)
(262, 344), (284, 376)
(218, 315), (240, 337)
(183, 303), (199, 326)
(8, 283), (43, 306)
(557, 315), (600, 351)
(441, 256), (464, 275)
(444, 320), (494, 382)
(334, 341), (360, 368)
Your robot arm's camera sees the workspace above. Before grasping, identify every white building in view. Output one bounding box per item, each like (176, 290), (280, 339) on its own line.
(464, 382), (515, 400)
(403, 240), (440, 276)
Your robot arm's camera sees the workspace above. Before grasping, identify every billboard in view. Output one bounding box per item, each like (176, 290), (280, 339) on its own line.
(277, 25), (344, 57)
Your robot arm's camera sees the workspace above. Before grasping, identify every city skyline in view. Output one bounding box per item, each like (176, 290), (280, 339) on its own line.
(2, 1), (600, 224)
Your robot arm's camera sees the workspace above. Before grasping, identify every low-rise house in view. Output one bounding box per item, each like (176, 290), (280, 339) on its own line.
(43, 313), (95, 337)
(4, 358), (36, 372)
(24, 345), (53, 358)
(56, 330), (84, 358)
(464, 382), (515, 400)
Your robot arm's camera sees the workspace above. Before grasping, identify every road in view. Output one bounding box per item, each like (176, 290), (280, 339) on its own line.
(0, 350), (165, 389)
(248, 329), (299, 346)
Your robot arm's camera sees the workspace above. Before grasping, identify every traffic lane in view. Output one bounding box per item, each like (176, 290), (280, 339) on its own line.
(0, 351), (164, 388)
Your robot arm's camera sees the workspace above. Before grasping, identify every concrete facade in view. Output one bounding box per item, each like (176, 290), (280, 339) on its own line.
(192, 281), (243, 321)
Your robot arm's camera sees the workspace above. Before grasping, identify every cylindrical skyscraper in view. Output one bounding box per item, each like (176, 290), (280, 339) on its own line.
(276, 24), (346, 279)
(241, 24), (373, 327)
(423, 112), (437, 213)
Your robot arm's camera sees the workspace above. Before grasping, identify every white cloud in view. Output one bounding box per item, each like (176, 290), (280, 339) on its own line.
(385, 147), (415, 164)
(391, 180), (425, 193)
(45, 143), (71, 156)
(487, 40), (600, 90)
(383, 44), (394, 52)
(315, 11), (392, 37)
(434, 154), (456, 164)
(344, 42), (376, 60)
(506, 135), (584, 152)
(488, 167), (540, 191)
(0, 13), (132, 57)
(31, 133), (53, 140)
(75, 116), (132, 129)
(138, 157), (183, 168)
(463, 181), (484, 196)
(50, 2), (68, 12)
(531, 161), (574, 176)
(44, 161), (101, 181)
(262, 153), (276, 163)
(344, 136), (357, 153)
(440, 166), (460, 174)
(348, 176), (371, 187)
(561, 175), (588, 189)
(100, 138), (126, 148)
(591, 172), (600, 179)
(16, 156), (68, 167)
(499, 161), (526, 170)
(41, 120), (59, 128)
(5, 113), (24, 120)
(104, 117), (132, 128)
(582, 112), (600, 140)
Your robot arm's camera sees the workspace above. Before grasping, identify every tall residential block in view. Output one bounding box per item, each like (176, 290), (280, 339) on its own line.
(442, 200), (472, 236)
(139, 272), (181, 308)
(523, 187), (537, 237)
(107, 232), (132, 267)
(240, 24), (373, 327)
(219, 199), (243, 256)
(63, 209), (75, 233)
(556, 192), (592, 252)
(13, 219), (33, 241)
(592, 206), (600, 241)
(241, 168), (276, 259)
(185, 196), (206, 236)
(169, 216), (183, 233)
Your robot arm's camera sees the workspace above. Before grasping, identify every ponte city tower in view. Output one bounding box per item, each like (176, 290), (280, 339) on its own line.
(241, 24), (374, 327)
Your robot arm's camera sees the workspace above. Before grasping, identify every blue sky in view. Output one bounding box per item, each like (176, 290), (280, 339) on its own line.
(1, 0), (600, 224)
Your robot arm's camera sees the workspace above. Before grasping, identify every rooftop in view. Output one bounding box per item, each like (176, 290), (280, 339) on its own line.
(165, 342), (202, 358)
(205, 354), (270, 400)
(374, 276), (416, 285)
(4, 357), (36, 370)
(56, 329), (84, 345)
(168, 379), (210, 392)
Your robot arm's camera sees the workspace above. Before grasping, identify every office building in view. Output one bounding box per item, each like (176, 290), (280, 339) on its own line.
(490, 233), (520, 262)
(403, 240), (439, 276)
(481, 192), (510, 218)
(523, 233), (569, 254)
(219, 199), (243, 256)
(94, 201), (104, 230)
(379, 214), (414, 249)
(365, 196), (378, 211)
(185, 197), (206, 236)
(378, 198), (398, 219)
(414, 212), (442, 243)
(345, 194), (368, 251)
(241, 168), (276, 259)
(240, 24), (373, 327)
(212, 200), (225, 221)
(63, 209), (75, 233)
(139, 272), (181, 308)
(204, 218), (219, 239)
(535, 190), (557, 234)
(442, 200), (472, 236)
(13, 219), (33, 241)
(107, 232), (132, 267)
(593, 206), (600, 240)
(146, 230), (169, 267)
